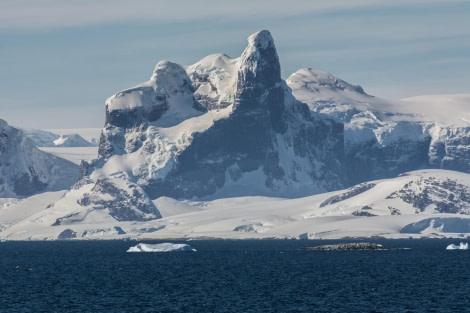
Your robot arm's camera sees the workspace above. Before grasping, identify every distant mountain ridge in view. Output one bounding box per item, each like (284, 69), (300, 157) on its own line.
(22, 128), (97, 147)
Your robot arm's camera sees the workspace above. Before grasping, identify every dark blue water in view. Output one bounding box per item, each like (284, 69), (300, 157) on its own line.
(1, 239), (469, 312)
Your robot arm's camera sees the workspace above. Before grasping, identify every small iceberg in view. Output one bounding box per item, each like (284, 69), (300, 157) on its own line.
(127, 242), (196, 252)
(446, 242), (469, 250)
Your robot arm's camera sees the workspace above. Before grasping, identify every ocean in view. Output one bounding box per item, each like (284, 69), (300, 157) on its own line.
(1, 239), (469, 312)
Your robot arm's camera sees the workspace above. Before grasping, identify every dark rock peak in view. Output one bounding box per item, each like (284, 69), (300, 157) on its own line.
(233, 30), (287, 134)
(236, 30), (281, 103)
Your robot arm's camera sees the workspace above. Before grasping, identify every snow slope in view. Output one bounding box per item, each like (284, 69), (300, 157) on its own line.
(287, 69), (470, 128)
(2, 169), (470, 240)
(401, 94), (470, 127)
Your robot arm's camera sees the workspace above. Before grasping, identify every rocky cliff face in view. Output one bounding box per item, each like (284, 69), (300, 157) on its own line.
(0, 119), (79, 197)
(432, 126), (470, 173)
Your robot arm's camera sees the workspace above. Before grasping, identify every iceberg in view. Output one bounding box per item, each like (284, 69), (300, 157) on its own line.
(126, 242), (196, 252)
(446, 242), (469, 250)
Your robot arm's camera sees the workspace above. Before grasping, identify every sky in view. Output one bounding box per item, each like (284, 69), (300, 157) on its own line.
(1, 0), (469, 129)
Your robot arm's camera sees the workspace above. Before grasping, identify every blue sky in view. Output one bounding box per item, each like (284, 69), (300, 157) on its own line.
(1, 0), (469, 129)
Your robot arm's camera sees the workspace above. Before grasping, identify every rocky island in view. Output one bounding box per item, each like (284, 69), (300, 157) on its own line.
(303, 242), (388, 251)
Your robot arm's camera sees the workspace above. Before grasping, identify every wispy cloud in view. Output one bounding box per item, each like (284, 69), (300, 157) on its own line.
(0, 0), (448, 32)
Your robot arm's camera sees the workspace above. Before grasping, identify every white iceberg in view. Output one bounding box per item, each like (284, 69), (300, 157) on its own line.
(126, 242), (196, 252)
(446, 242), (469, 250)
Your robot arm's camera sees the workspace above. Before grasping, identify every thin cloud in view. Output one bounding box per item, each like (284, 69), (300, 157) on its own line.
(0, 0), (447, 32)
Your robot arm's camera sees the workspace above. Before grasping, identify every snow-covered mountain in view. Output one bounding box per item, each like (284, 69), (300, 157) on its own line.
(0, 119), (79, 197)
(32, 30), (348, 228)
(49, 29), (347, 226)
(53, 134), (96, 147)
(96, 30), (345, 200)
(22, 128), (98, 147)
(2, 30), (470, 241)
(287, 69), (470, 184)
(21, 129), (60, 147)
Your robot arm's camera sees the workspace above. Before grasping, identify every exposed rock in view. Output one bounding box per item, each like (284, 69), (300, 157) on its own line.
(386, 177), (470, 214)
(320, 183), (376, 207)
(75, 178), (161, 222)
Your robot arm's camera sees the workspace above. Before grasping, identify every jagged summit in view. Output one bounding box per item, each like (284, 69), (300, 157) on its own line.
(247, 30), (275, 51)
(237, 30), (281, 103)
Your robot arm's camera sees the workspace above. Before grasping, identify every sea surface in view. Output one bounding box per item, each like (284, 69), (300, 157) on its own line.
(1, 239), (469, 312)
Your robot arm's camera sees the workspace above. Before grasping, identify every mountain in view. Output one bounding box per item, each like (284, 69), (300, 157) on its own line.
(53, 134), (96, 147)
(0, 119), (79, 197)
(2, 30), (470, 240)
(70, 30), (344, 213)
(21, 129), (60, 147)
(35, 30), (348, 227)
(287, 69), (470, 184)
(22, 128), (97, 147)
